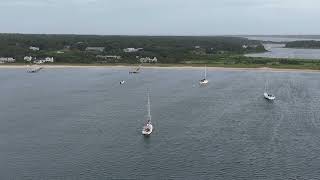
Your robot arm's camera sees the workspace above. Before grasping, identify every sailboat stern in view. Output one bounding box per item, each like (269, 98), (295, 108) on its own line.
(199, 79), (209, 85)
(142, 124), (153, 135)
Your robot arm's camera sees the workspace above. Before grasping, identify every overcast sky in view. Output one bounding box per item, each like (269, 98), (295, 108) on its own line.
(0, 0), (319, 35)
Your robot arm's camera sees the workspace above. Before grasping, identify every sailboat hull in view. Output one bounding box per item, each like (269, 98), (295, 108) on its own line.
(264, 92), (275, 100)
(142, 124), (153, 135)
(129, 71), (139, 74)
(27, 66), (43, 73)
(199, 79), (209, 85)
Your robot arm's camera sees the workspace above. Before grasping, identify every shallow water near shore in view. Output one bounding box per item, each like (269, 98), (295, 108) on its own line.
(1, 68), (320, 179)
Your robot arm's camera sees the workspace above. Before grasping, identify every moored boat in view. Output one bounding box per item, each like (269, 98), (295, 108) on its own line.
(142, 91), (153, 136)
(199, 65), (209, 85)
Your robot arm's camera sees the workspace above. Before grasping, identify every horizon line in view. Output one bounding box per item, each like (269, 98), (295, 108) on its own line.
(1, 32), (320, 37)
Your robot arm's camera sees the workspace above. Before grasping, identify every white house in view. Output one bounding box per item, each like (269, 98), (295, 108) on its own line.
(24, 56), (33, 62)
(0, 57), (16, 63)
(139, 57), (158, 63)
(29, 46), (40, 51)
(243, 44), (259, 49)
(33, 60), (44, 64)
(33, 57), (54, 64)
(45, 57), (54, 62)
(96, 55), (121, 60)
(123, 48), (143, 53)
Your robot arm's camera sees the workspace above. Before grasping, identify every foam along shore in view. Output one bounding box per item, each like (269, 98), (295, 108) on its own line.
(1, 64), (320, 73)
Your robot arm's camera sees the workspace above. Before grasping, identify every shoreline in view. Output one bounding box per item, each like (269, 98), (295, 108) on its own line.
(1, 64), (320, 73)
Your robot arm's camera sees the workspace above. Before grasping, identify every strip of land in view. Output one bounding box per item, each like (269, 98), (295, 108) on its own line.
(1, 64), (320, 73)
(2, 34), (320, 72)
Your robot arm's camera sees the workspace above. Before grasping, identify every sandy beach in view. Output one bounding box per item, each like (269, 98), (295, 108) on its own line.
(1, 64), (320, 73)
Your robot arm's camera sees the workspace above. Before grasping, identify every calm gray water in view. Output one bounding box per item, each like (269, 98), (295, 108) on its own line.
(246, 43), (320, 60)
(246, 36), (320, 43)
(1, 68), (320, 179)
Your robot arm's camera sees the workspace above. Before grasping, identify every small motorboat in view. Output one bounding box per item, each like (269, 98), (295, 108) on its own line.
(120, 80), (126, 85)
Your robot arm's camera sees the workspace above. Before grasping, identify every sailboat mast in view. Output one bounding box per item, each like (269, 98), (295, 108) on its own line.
(147, 91), (151, 121)
(204, 65), (207, 79)
(265, 80), (268, 92)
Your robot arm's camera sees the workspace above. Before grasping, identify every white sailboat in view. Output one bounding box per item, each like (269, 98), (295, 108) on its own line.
(199, 65), (209, 85)
(27, 65), (43, 73)
(142, 91), (153, 136)
(129, 64), (142, 74)
(264, 80), (275, 100)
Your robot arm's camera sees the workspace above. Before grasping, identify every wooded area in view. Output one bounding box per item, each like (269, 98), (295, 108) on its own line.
(0, 34), (265, 64)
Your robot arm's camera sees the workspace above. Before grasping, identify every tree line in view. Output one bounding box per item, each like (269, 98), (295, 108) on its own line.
(0, 34), (266, 64)
(286, 40), (320, 49)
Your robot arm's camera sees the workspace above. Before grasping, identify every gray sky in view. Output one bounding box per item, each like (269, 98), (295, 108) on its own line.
(0, 0), (319, 35)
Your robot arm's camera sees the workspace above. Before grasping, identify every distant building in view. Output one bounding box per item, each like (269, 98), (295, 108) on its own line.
(33, 57), (54, 64)
(0, 57), (15, 63)
(96, 55), (121, 60)
(139, 57), (158, 63)
(45, 57), (54, 62)
(33, 60), (42, 64)
(243, 44), (258, 49)
(123, 48), (143, 53)
(56, 51), (65, 54)
(33, 60), (43, 64)
(63, 45), (71, 50)
(85, 47), (105, 52)
(29, 46), (40, 51)
(24, 56), (33, 62)
(195, 46), (201, 49)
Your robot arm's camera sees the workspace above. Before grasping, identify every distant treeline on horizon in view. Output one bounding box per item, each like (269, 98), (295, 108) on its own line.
(0, 33), (266, 64)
